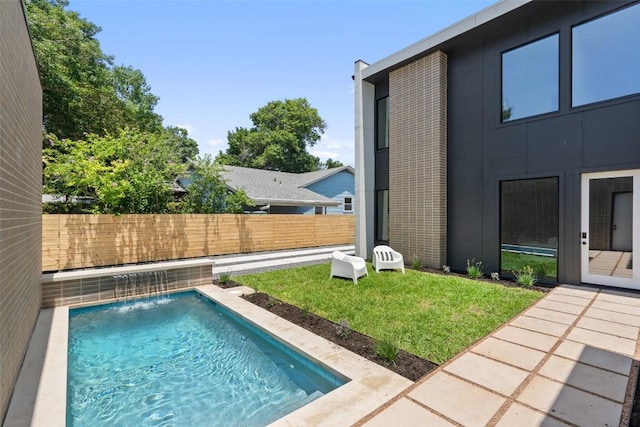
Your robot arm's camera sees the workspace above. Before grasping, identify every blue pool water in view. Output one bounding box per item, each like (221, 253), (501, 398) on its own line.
(67, 291), (345, 426)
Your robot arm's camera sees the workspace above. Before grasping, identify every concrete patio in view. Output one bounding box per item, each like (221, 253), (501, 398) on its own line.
(358, 284), (640, 427)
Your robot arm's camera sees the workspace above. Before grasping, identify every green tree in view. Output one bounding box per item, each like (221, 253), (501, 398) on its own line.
(112, 65), (163, 133)
(43, 129), (185, 214)
(25, 0), (163, 140)
(216, 98), (327, 173)
(162, 126), (199, 163)
(322, 158), (344, 169)
(181, 155), (253, 214)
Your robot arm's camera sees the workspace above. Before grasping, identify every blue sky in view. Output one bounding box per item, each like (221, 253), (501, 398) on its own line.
(68, 0), (495, 167)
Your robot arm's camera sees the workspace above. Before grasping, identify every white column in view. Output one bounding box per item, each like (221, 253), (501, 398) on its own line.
(354, 61), (375, 259)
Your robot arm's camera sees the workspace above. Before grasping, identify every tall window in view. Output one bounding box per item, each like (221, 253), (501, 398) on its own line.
(502, 34), (559, 122)
(376, 97), (389, 149)
(376, 190), (389, 241)
(343, 196), (353, 213)
(572, 3), (640, 107)
(500, 178), (559, 282)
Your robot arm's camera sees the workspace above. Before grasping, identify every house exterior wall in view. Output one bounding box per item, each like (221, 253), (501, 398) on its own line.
(305, 170), (355, 214)
(388, 52), (447, 268)
(358, 0), (640, 285)
(0, 0), (43, 419)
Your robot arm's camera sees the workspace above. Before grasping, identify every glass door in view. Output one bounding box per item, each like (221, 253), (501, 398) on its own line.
(581, 170), (639, 289)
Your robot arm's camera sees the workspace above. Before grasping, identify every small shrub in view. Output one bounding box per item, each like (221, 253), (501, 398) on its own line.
(376, 338), (399, 365)
(335, 317), (352, 338)
(466, 258), (483, 279)
(218, 272), (231, 285)
(267, 296), (278, 308)
(411, 256), (423, 270)
(442, 265), (451, 274)
(514, 265), (537, 287)
(490, 272), (500, 281)
(302, 303), (312, 319)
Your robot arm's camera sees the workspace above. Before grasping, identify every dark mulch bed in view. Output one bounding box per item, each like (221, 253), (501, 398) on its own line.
(212, 268), (550, 382)
(214, 278), (436, 381)
(241, 291), (437, 381)
(417, 266), (554, 294)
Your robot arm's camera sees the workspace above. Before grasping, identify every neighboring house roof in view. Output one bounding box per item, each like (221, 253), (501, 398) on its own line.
(219, 165), (354, 207)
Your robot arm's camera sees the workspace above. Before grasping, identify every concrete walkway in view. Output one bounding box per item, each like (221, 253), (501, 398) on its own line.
(358, 284), (640, 427)
(211, 244), (354, 277)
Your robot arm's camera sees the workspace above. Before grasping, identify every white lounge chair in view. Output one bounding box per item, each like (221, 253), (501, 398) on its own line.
(372, 245), (405, 274)
(330, 251), (368, 284)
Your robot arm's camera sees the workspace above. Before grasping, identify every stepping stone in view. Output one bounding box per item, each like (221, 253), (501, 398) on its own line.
(409, 372), (505, 427)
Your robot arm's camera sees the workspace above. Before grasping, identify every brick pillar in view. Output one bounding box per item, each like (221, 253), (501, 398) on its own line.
(388, 51), (447, 268)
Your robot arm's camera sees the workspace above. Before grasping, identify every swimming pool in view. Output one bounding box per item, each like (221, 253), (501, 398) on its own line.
(67, 291), (345, 426)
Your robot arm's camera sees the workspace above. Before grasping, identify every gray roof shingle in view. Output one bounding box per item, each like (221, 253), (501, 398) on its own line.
(220, 165), (353, 206)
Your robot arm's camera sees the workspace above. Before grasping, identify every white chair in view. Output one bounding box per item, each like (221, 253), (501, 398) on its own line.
(330, 251), (368, 284)
(372, 245), (405, 274)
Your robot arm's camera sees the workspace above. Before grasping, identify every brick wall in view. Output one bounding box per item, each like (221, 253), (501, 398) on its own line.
(388, 51), (447, 268)
(0, 0), (43, 420)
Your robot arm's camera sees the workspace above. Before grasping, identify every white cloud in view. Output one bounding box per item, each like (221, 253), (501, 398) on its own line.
(199, 138), (227, 157)
(312, 133), (355, 166)
(175, 124), (196, 136)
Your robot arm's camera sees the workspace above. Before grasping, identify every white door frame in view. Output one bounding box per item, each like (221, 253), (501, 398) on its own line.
(581, 169), (639, 289)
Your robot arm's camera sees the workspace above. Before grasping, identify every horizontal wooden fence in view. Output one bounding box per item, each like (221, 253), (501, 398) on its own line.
(42, 214), (355, 272)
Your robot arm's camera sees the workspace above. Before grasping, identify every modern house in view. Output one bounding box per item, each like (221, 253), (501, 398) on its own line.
(354, 0), (640, 289)
(180, 165), (355, 214)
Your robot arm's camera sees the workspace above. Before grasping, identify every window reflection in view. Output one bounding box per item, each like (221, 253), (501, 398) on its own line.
(573, 3), (640, 106)
(376, 97), (389, 149)
(376, 190), (389, 241)
(502, 34), (559, 122)
(500, 178), (559, 282)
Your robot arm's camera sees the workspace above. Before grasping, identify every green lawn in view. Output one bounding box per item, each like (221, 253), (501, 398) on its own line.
(234, 263), (542, 364)
(501, 251), (558, 280)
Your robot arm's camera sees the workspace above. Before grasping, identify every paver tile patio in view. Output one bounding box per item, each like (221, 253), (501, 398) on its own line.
(517, 376), (622, 427)
(584, 307), (640, 327)
(472, 337), (546, 371)
(535, 299), (585, 315)
(567, 327), (636, 357)
(444, 352), (529, 396)
(362, 398), (455, 427)
(510, 315), (570, 337)
(538, 355), (628, 402)
(523, 306), (578, 325)
(577, 316), (639, 340)
(545, 293), (593, 307)
(591, 300), (640, 316)
(493, 325), (558, 352)
(495, 403), (571, 427)
(553, 340), (633, 376)
(408, 372), (505, 427)
(551, 285), (598, 299)
(597, 289), (640, 307)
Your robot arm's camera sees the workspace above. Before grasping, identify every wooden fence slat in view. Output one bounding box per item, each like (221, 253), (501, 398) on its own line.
(42, 214), (355, 271)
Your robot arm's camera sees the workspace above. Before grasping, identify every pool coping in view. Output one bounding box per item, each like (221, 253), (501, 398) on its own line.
(4, 285), (412, 426)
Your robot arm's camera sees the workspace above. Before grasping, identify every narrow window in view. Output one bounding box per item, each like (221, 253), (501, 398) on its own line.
(502, 34), (559, 122)
(343, 196), (353, 213)
(572, 3), (640, 107)
(500, 178), (559, 283)
(376, 97), (389, 149)
(376, 190), (389, 242)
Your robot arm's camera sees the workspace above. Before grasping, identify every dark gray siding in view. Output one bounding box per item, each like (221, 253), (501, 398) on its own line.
(446, 0), (640, 283)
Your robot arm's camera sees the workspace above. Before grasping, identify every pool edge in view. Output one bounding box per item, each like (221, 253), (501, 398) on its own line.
(5, 286), (413, 427)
